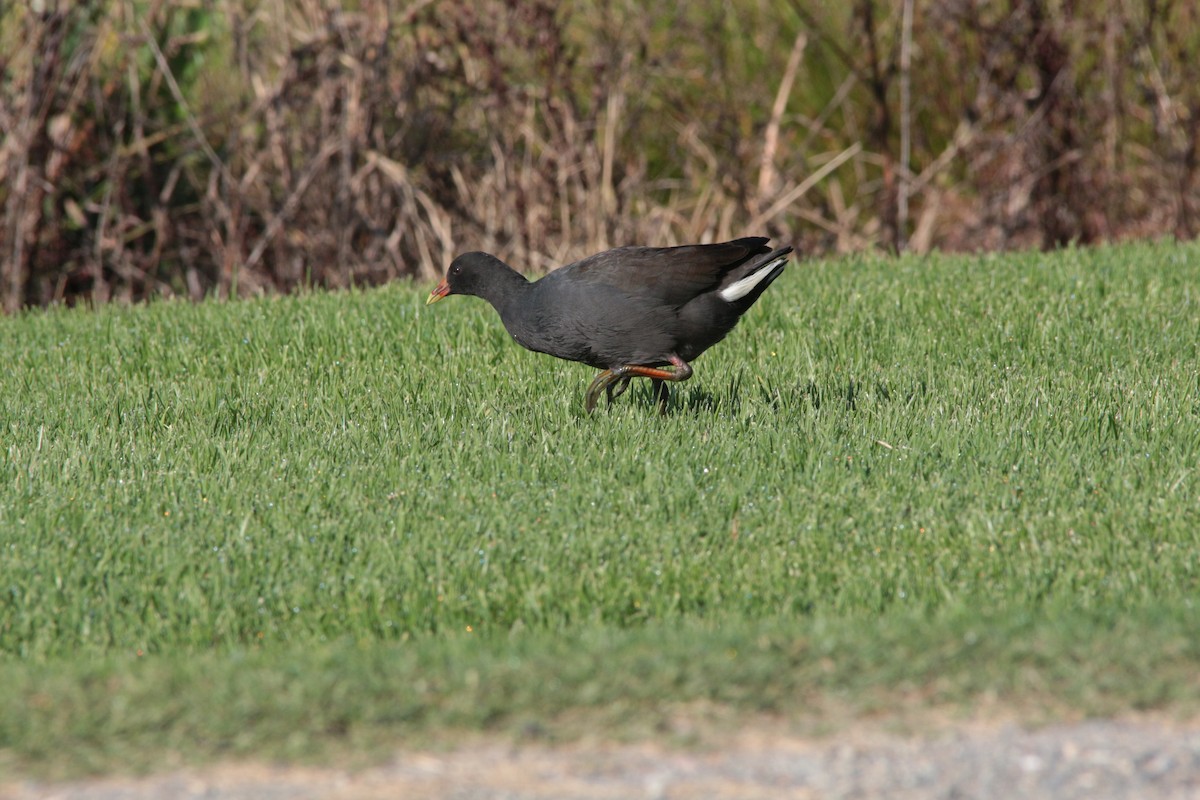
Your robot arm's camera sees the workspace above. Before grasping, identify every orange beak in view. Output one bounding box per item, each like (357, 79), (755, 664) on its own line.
(426, 279), (451, 305)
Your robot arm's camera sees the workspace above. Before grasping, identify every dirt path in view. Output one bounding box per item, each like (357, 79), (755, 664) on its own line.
(6, 717), (1200, 800)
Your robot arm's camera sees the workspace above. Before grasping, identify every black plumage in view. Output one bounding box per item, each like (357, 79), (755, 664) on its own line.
(426, 237), (791, 412)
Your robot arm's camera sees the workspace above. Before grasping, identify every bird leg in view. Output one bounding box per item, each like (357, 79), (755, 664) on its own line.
(651, 379), (669, 415)
(610, 376), (668, 414)
(585, 355), (693, 413)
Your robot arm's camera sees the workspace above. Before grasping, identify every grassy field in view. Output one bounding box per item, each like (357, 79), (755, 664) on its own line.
(2, 240), (1199, 776)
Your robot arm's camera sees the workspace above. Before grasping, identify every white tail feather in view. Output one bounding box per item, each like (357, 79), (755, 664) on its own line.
(717, 254), (788, 302)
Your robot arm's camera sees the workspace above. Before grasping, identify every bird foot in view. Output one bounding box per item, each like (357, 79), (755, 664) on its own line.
(584, 356), (692, 414)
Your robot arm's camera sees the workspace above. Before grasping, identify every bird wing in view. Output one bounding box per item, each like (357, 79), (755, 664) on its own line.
(560, 237), (771, 308)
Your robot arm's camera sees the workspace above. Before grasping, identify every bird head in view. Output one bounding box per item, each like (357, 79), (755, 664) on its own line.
(426, 252), (506, 304)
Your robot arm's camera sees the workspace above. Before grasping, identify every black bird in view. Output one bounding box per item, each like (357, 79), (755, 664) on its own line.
(426, 237), (791, 413)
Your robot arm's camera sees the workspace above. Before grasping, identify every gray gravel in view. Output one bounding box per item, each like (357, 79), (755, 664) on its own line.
(6, 719), (1200, 800)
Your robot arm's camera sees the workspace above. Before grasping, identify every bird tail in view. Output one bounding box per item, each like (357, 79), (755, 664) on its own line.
(717, 247), (792, 304)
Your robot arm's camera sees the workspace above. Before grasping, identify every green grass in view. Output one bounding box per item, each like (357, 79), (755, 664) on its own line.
(2, 240), (1199, 776)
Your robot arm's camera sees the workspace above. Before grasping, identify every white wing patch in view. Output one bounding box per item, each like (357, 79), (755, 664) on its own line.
(717, 254), (789, 302)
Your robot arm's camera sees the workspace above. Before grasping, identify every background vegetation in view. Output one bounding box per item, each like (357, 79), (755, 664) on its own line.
(2, 240), (1198, 774)
(4, 0), (1200, 310)
(3, 1), (1199, 779)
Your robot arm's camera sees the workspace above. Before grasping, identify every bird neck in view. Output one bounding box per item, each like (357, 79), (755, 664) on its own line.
(475, 262), (532, 316)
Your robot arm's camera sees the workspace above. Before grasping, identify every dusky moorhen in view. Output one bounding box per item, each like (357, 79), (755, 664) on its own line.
(426, 237), (791, 413)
